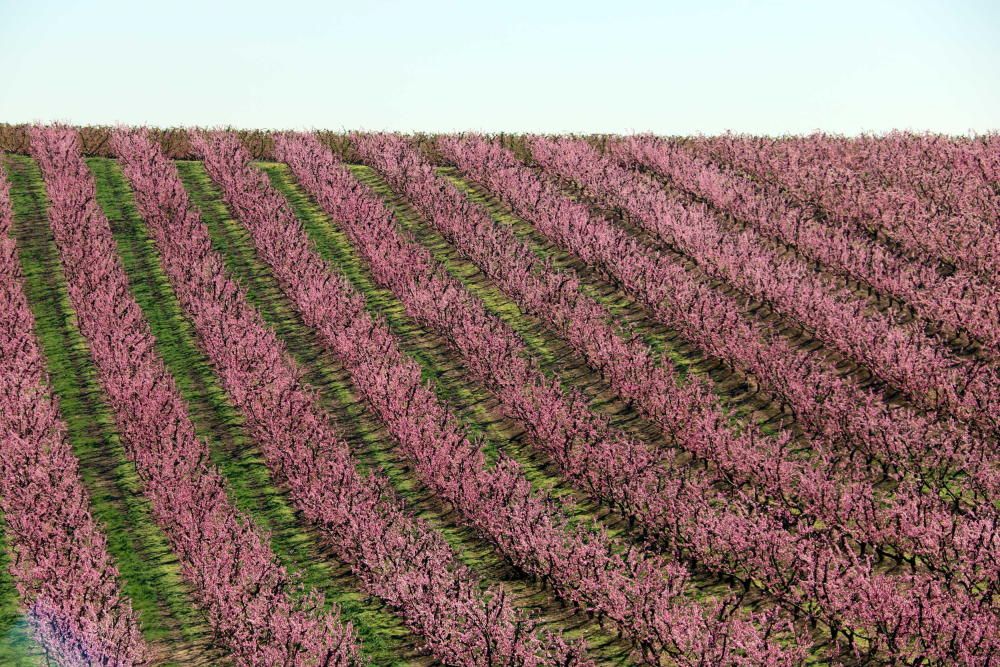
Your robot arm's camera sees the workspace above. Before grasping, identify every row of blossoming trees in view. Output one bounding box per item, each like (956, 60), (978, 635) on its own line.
(0, 126), (995, 665)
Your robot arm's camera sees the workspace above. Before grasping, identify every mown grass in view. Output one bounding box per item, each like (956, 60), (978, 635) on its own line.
(437, 168), (870, 663)
(88, 157), (423, 666)
(0, 151), (808, 664)
(3, 155), (221, 666)
(0, 147), (896, 664)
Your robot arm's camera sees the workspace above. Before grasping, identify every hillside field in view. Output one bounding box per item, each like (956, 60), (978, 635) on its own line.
(0, 125), (997, 666)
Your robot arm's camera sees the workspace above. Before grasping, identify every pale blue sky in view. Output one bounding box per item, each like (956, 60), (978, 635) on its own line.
(0, 0), (997, 134)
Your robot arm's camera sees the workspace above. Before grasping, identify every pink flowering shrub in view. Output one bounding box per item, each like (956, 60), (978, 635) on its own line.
(694, 134), (1000, 291)
(190, 129), (810, 667)
(358, 132), (998, 593)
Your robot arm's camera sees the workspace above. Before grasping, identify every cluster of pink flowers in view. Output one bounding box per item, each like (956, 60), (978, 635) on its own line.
(694, 135), (1000, 291)
(112, 127), (584, 667)
(0, 162), (147, 665)
(611, 136), (1000, 356)
(438, 135), (999, 664)
(191, 128), (810, 666)
(527, 136), (999, 434)
(28, 126), (361, 667)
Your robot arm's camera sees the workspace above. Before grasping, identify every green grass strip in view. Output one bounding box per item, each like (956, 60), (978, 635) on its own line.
(3, 154), (223, 666)
(0, 155), (43, 667)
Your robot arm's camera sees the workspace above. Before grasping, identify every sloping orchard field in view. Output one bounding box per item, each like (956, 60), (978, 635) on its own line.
(0, 123), (996, 667)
